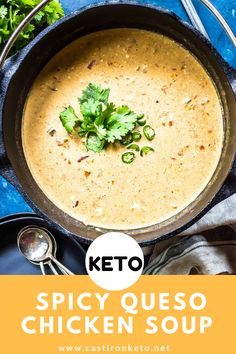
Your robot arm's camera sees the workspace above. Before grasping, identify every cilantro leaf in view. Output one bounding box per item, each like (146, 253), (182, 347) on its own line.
(80, 98), (103, 118)
(59, 83), (146, 154)
(86, 133), (105, 153)
(60, 106), (79, 133)
(0, 0), (64, 56)
(106, 124), (130, 143)
(0, 5), (7, 19)
(101, 102), (116, 121)
(94, 124), (107, 139)
(106, 105), (138, 128)
(79, 83), (110, 105)
(106, 106), (140, 143)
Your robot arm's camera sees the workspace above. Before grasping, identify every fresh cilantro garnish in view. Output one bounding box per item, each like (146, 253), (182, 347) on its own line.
(86, 133), (105, 153)
(59, 106), (79, 134)
(106, 106), (138, 143)
(59, 83), (144, 153)
(0, 0), (64, 56)
(79, 83), (110, 105)
(0, 5), (7, 19)
(59, 83), (156, 162)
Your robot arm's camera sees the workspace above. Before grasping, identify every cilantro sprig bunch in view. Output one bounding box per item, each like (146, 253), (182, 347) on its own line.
(0, 0), (64, 55)
(60, 83), (156, 162)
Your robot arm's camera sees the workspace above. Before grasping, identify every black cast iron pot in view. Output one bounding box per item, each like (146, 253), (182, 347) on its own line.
(0, 2), (236, 246)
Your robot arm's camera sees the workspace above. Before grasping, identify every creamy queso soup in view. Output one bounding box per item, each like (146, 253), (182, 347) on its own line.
(22, 29), (223, 229)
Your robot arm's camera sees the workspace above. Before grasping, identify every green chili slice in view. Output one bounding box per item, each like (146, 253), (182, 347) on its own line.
(137, 114), (145, 120)
(127, 144), (140, 152)
(143, 125), (155, 140)
(137, 119), (146, 126)
(121, 133), (133, 146)
(122, 152), (135, 164)
(140, 146), (155, 156)
(132, 132), (142, 142)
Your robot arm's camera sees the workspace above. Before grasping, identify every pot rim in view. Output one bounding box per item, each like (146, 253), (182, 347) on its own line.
(3, 0), (235, 74)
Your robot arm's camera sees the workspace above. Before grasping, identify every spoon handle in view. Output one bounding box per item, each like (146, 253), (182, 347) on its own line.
(57, 266), (69, 275)
(50, 256), (74, 275)
(48, 261), (59, 275)
(40, 261), (46, 275)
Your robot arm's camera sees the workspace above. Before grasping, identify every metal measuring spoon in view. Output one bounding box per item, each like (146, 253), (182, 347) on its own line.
(17, 226), (74, 275)
(18, 226), (56, 274)
(27, 229), (62, 274)
(26, 230), (66, 274)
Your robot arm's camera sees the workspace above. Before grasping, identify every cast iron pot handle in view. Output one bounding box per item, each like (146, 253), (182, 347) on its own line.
(0, 0), (51, 190)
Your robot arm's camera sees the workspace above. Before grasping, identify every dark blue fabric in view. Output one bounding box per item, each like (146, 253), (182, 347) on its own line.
(0, 0), (235, 217)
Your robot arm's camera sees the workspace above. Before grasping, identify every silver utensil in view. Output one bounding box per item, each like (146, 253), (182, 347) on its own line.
(181, 0), (210, 39)
(18, 226), (58, 275)
(200, 0), (236, 48)
(38, 229), (58, 274)
(36, 227), (69, 274)
(181, 0), (236, 49)
(48, 261), (59, 275)
(17, 226), (74, 275)
(39, 261), (46, 275)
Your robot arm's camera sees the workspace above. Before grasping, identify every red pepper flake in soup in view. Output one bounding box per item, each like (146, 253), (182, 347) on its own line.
(161, 85), (168, 94)
(87, 60), (96, 70)
(77, 155), (89, 163)
(84, 171), (91, 177)
(56, 138), (69, 148)
(73, 200), (79, 208)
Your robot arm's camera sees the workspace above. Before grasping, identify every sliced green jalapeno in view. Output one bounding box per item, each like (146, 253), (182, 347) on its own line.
(140, 146), (155, 156)
(127, 144), (140, 152)
(137, 119), (146, 126)
(132, 132), (142, 142)
(143, 125), (155, 140)
(122, 152), (135, 164)
(121, 133), (133, 146)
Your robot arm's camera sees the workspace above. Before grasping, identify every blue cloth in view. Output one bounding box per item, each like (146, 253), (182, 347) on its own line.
(0, 0), (235, 217)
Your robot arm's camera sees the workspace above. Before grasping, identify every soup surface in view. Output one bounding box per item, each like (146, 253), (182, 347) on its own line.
(22, 29), (223, 229)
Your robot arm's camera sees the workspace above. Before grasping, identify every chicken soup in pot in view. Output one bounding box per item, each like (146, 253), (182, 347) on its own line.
(22, 29), (223, 229)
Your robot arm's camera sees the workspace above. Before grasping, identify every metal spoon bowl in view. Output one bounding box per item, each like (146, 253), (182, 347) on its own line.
(17, 226), (58, 274)
(17, 226), (74, 275)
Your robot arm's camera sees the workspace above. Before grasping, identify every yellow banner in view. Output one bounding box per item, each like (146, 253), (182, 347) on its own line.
(0, 275), (235, 353)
